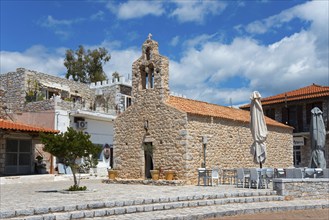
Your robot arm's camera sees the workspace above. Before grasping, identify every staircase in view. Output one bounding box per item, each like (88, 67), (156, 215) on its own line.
(2, 191), (286, 219)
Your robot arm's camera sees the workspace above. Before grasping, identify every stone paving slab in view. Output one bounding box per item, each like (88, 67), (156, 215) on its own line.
(0, 177), (264, 212)
(1, 176), (328, 219)
(96, 199), (329, 220)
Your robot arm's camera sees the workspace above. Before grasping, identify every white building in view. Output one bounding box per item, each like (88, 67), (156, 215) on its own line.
(0, 68), (132, 176)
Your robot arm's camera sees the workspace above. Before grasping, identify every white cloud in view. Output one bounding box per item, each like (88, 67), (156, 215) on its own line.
(0, 43), (140, 82)
(105, 0), (226, 23)
(40, 15), (84, 28)
(167, 1), (328, 106)
(90, 10), (105, 21)
(244, 1), (328, 36)
(169, 36), (180, 47)
(39, 15), (85, 39)
(98, 40), (141, 78)
(107, 1), (165, 20)
(1, 1), (327, 107)
(169, 1), (226, 24)
(170, 31), (327, 105)
(183, 33), (219, 48)
(0, 45), (66, 76)
(244, 21), (268, 34)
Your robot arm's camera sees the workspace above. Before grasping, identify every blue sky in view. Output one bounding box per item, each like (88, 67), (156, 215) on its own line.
(1, 0), (328, 106)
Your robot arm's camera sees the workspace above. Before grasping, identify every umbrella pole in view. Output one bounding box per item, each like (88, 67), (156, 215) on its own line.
(260, 162), (262, 169)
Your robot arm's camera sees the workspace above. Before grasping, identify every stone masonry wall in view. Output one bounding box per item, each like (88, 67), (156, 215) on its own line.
(24, 68), (95, 110)
(115, 102), (293, 185)
(0, 89), (6, 119)
(132, 39), (170, 104)
(299, 135), (329, 168)
(0, 70), (26, 112)
(91, 84), (132, 114)
(274, 178), (329, 199)
(0, 68), (95, 113)
(115, 37), (293, 185)
(185, 115), (293, 185)
(114, 96), (188, 180)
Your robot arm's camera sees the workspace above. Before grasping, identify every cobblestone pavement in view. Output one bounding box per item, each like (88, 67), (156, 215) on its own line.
(0, 175), (328, 219)
(0, 176), (253, 212)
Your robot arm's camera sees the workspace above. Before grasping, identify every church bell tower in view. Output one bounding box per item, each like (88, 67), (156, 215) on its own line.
(131, 34), (170, 103)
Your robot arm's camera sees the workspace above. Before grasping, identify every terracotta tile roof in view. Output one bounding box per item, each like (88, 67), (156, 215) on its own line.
(240, 84), (329, 108)
(0, 119), (58, 133)
(166, 96), (290, 128)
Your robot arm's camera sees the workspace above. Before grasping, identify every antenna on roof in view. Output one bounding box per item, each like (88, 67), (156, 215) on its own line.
(230, 98), (233, 108)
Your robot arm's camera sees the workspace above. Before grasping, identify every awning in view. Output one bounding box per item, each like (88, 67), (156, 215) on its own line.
(40, 81), (70, 92)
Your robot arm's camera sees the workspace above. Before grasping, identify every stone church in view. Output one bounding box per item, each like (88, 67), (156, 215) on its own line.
(114, 37), (293, 184)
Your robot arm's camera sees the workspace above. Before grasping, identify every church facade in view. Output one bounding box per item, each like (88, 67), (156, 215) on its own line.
(114, 37), (293, 184)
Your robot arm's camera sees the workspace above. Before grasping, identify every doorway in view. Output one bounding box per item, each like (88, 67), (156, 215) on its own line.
(5, 139), (32, 175)
(144, 142), (153, 179)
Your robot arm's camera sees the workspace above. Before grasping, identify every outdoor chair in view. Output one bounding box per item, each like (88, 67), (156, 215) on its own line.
(265, 168), (274, 188)
(314, 168), (323, 178)
(222, 169), (236, 185)
(236, 168), (250, 188)
(211, 168), (221, 186)
(259, 168), (267, 188)
(274, 168), (285, 178)
(197, 168), (206, 186)
(304, 168), (316, 178)
(249, 168), (260, 189)
(322, 169), (329, 178)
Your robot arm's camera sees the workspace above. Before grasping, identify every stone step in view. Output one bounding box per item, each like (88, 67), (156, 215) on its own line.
(97, 199), (329, 220)
(3, 192), (283, 219)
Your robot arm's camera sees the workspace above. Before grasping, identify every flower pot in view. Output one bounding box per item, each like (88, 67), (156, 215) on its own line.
(108, 170), (118, 180)
(165, 170), (175, 180)
(150, 170), (160, 180)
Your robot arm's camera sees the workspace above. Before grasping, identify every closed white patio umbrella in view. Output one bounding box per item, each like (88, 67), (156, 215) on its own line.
(250, 91), (268, 168)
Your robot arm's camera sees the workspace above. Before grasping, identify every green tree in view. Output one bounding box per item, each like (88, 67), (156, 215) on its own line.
(64, 45), (111, 83)
(40, 127), (101, 189)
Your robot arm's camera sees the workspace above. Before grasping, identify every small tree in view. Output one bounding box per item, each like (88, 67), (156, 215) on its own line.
(40, 127), (101, 190)
(64, 45), (111, 83)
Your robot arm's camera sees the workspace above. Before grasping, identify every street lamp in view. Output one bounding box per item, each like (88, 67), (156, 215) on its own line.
(202, 136), (207, 168)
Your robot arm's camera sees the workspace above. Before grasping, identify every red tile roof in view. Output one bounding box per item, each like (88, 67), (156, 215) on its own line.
(241, 84), (329, 108)
(0, 119), (58, 133)
(166, 96), (290, 128)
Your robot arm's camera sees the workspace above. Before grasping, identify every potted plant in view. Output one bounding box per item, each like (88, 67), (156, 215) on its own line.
(108, 168), (118, 180)
(150, 167), (162, 180)
(164, 169), (175, 180)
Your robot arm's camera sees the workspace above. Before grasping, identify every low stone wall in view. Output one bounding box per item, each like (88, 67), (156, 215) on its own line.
(102, 179), (186, 186)
(273, 178), (329, 199)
